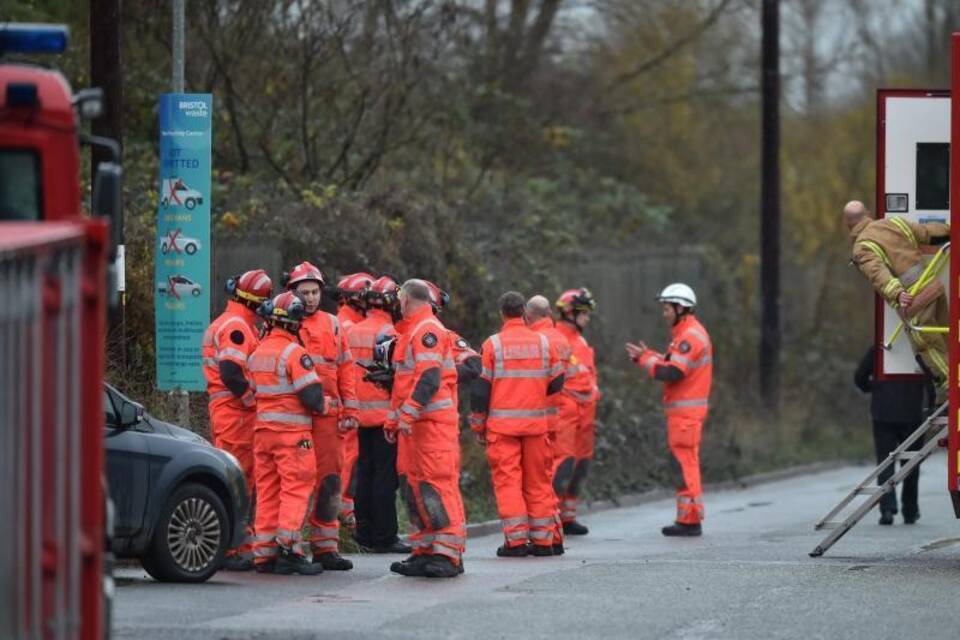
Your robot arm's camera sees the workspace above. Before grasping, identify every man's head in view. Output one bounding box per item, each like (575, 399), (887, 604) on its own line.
(525, 294), (551, 322)
(499, 291), (526, 320)
(284, 261), (324, 314)
(399, 279), (432, 317)
(843, 200), (871, 231)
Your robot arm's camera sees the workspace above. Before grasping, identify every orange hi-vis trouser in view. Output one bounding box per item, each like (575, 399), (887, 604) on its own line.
(308, 416), (343, 555)
(339, 427), (359, 523)
(553, 396), (595, 524)
(210, 401), (256, 559)
(252, 428), (317, 565)
(667, 413), (704, 525)
(486, 431), (555, 549)
(402, 419), (466, 564)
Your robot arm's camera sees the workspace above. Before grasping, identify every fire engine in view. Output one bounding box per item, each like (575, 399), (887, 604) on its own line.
(0, 24), (121, 638)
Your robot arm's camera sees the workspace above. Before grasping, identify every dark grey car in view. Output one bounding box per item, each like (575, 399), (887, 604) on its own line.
(103, 384), (248, 582)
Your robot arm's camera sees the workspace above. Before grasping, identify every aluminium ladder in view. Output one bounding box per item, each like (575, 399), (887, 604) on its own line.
(809, 401), (948, 557)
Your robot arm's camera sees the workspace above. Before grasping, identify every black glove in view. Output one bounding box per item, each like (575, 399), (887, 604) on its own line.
(361, 361), (394, 392)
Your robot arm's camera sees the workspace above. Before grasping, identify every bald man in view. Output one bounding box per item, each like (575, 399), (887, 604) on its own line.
(844, 200), (950, 384)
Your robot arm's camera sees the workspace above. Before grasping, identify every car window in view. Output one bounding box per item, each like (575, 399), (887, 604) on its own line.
(103, 389), (119, 427)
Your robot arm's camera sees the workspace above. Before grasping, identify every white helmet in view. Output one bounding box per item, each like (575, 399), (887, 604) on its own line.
(657, 283), (696, 308)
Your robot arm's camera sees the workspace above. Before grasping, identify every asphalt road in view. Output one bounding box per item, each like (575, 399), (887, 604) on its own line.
(113, 455), (960, 640)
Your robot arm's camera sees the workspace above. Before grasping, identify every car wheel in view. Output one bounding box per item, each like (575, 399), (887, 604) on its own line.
(191, 287), (201, 297)
(161, 243), (169, 254)
(185, 242), (198, 255)
(185, 198), (196, 210)
(141, 483), (228, 583)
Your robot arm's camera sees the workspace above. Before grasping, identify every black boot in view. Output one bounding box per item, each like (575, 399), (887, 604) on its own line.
(421, 555), (461, 578)
(563, 521), (589, 536)
(254, 560), (276, 574)
(878, 510), (895, 526)
(222, 555), (254, 571)
(390, 554), (429, 577)
(496, 544), (529, 557)
(314, 551), (353, 571)
(903, 510), (920, 525)
(275, 549), (324, 575)
(552, 543), (565, 556)
(530, 545), (554, 557)
(661, 522), (702, 537)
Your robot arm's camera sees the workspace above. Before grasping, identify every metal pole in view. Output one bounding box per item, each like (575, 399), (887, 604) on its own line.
(172, 0), (185, 93)
(760, 0), (781, 413)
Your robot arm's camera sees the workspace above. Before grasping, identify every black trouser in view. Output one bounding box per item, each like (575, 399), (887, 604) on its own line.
(873, 420), (921, 516)
(355, 426), (400, 547)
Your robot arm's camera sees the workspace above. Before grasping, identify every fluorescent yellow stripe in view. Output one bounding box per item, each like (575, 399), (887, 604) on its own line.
(889, 216), (918, 248)
(858, 240), (892, 269)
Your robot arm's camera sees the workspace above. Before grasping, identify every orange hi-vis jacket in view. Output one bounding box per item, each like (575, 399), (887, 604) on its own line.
(528, 317), (572, 431)
(300, 311), (359, 420)
(473, 318), (564, 436)
(202, 301), (259, 408)
(555, 321), (597, 404)
(247, 332), (325, 430)
(637, 315), (713, 418)
(388, 305), (459, 426)
(348, 308), (397, 427)
(337, 305), (364, 330)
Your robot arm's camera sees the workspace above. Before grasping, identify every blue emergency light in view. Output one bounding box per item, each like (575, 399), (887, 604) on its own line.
(0, 24), (68, 55)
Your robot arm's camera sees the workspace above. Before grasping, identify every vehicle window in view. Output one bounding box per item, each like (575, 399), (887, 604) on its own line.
(0, 150), (42, 220)
(103, 389), (119, 427)
(916, 142), (950, 210)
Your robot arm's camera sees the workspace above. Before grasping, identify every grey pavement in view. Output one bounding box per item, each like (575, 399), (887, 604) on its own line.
(113, 454), (960, 639)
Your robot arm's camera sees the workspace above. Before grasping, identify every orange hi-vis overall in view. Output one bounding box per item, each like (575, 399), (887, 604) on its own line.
(337, 306), (364, 522)
(387, 305), (465, 564)
(300, 310), (359, 554)
(529, 317), (572, 543)
(472, 318), (563, 549)
(247, 332), (324, 564)
(637, 314), (713, 525)
(349, 309), (397, 427)
(202, 301), (260, 560)
(554, 321), (599, 524)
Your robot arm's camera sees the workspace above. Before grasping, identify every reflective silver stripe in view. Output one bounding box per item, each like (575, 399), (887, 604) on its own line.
(342, 399), (360, 409)
(493, 368), (551, 379)
(208, 390), (233, 401)
(203, 357), (218, 368)
(489, 408), (549, 419)
(387, 410), (398, 420)
(256, 412), (312, 425)
(276, 528), (302, 540)
(689, 355), (712, 369)
(664, 398), (708, 410)
(256, 383), (296, 394)
(310, 527), (339, 539)
(505, 530), (529, 541)
(563, 389), (593, 402)
(253, 547), (278, 558)
(529, 530), (553, 540)
(529, 517), (554, 527)
(685, 328), (710, 350)
(218, 347), (248, 361)
(251, 533), (275, 543)
(670, 354), (691, 366)
(357, 400), (391, 410)
(431, 545), (461, 560)
(424, 399), (454, 413)
(432, 533), (465, 546)
(401, 404), (420, 419)
(292, 371), (320, 391)
(337, 350), (353, 365)
(490, 334), (504, 375)
(413, 539), (432, 548)
(416, 353), (444, 363)
(538, 333), (549, 370)
(501, 516), (528, 528)
(548, 362), (564, 377)
(278, 342), (299, 382)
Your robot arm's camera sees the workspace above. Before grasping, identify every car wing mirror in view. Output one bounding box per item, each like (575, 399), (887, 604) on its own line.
(119, 399), (145, 429)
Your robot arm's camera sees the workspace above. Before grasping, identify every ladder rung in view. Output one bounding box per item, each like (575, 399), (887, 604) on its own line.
(816, 521), (842, 530)
(898, 451), (920, 461)
(854, 487), (883, 496)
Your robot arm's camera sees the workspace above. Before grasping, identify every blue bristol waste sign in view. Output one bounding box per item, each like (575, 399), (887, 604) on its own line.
(155, 93), (212, 391)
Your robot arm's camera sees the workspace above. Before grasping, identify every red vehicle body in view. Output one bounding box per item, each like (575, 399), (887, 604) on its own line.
(0, 25), (115, 639)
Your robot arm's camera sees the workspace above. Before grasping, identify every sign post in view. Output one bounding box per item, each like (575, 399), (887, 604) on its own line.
(155, 93), (212, 392)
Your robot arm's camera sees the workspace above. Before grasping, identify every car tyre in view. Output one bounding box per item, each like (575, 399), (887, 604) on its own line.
(185, 242), (198, 255)
(191, 287), (201, 297)
(161, 243), (169, 254)
(185, 198), (196, 210)
(141, 482), (228, 583)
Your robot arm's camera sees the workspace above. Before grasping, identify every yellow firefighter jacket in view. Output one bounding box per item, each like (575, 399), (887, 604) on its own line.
(849, 217), (950, 305)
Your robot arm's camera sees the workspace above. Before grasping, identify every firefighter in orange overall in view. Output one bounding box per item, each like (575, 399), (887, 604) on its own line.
(471, 292), (564, 557)
(553, 288), (599, 536)
(349, 275), (412, 553)
(386, 279), (465, 578)
(335, 272), (374, 527)
(248, 291), (326, 575)
(626, 283), (713, 536)
(525, 294), (572, 553)
(285, 262), (359, 570)
(201, 269), (273, 570)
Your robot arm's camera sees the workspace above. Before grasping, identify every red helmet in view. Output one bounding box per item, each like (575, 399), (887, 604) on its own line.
(555, 288), (596, 314)
(285, 261), (325, 289)
(365, 275), (399, 308)
(336, 272), (374, 305)
(258, 291), (306, 330)
(228, 269), (273, 305)
(424, 280), (450, 311)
